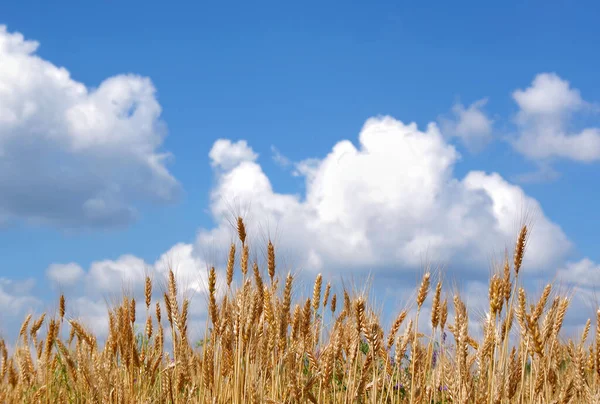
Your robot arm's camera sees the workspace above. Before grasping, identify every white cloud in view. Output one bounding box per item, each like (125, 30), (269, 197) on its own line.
(86, 254), (148, 295)
(45, 242), (217, 338)
(31, 108), (587, 344)
(553, 283), (600, 340)
(462, 171), (570, 269)
(209, 139), (258, 171)
(200, 116), (570, 275)
(557, 258), (600, 287)
(513, 164), (560, 184)
(51, 243), (212, 299)
(46, 262), (85, 287)
(34, 113), (582, 343)
(0, 278), (39, 314)
(440, 98), (493, 151)
(271, 145), (291, 168)
(513, 73), (584, 116)
(512, 73), (600, 162)
(66, 297), (112, 338)
(0, 278), (40, 338)
(0, 25), (180, 228)
(0, 25), (588, 344)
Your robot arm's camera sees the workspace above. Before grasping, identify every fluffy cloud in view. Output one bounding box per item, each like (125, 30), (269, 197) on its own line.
(557, 258), (600, 287)
(512, 73), (600, 162)
(46, 242), (219, 338)
(46, 262), (85, 287)
(0, 24), (590, 343)
(0, 25), (180, 228)
(439, 99), (493, 151)
(0, 278), (40, 338)
(200, 116), (570, 276)
(43, 114), (580, 340)
(66, 297), (112, 338)
(513, 73), (584, 116)
(0, 277), (39, 314)
(48, 243), (212, 297)
(210, 139), (258, 171)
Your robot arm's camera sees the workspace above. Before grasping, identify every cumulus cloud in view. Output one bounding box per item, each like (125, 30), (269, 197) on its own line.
(86, 254), (148, 295)
(513, 73), (584, 116)
(440, 98), (493, 151)
(0, 25), (180, 228)
(0, 277), (39, 313)
(42, 114), (581, 340)
(461, 171), (570, 269)
(66, 297), (112, 338)
(0, 25), (590, 343)
(0, 278), (40, 337)
(50, 243), (213, 298)
(512, 73), (600, 162)
(200, 116), (570, 276)
(46, 262), (85, 287)
(554, 262), (600, 338)
(557, 258), (600, 287)
(209, 139), (258, 171)
(45, 242), (219, 338)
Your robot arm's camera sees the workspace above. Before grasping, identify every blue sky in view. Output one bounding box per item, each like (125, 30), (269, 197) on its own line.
(1, 0), (600, 340)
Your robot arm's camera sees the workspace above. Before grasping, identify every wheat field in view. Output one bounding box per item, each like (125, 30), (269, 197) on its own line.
(0, 218), (595, 403)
